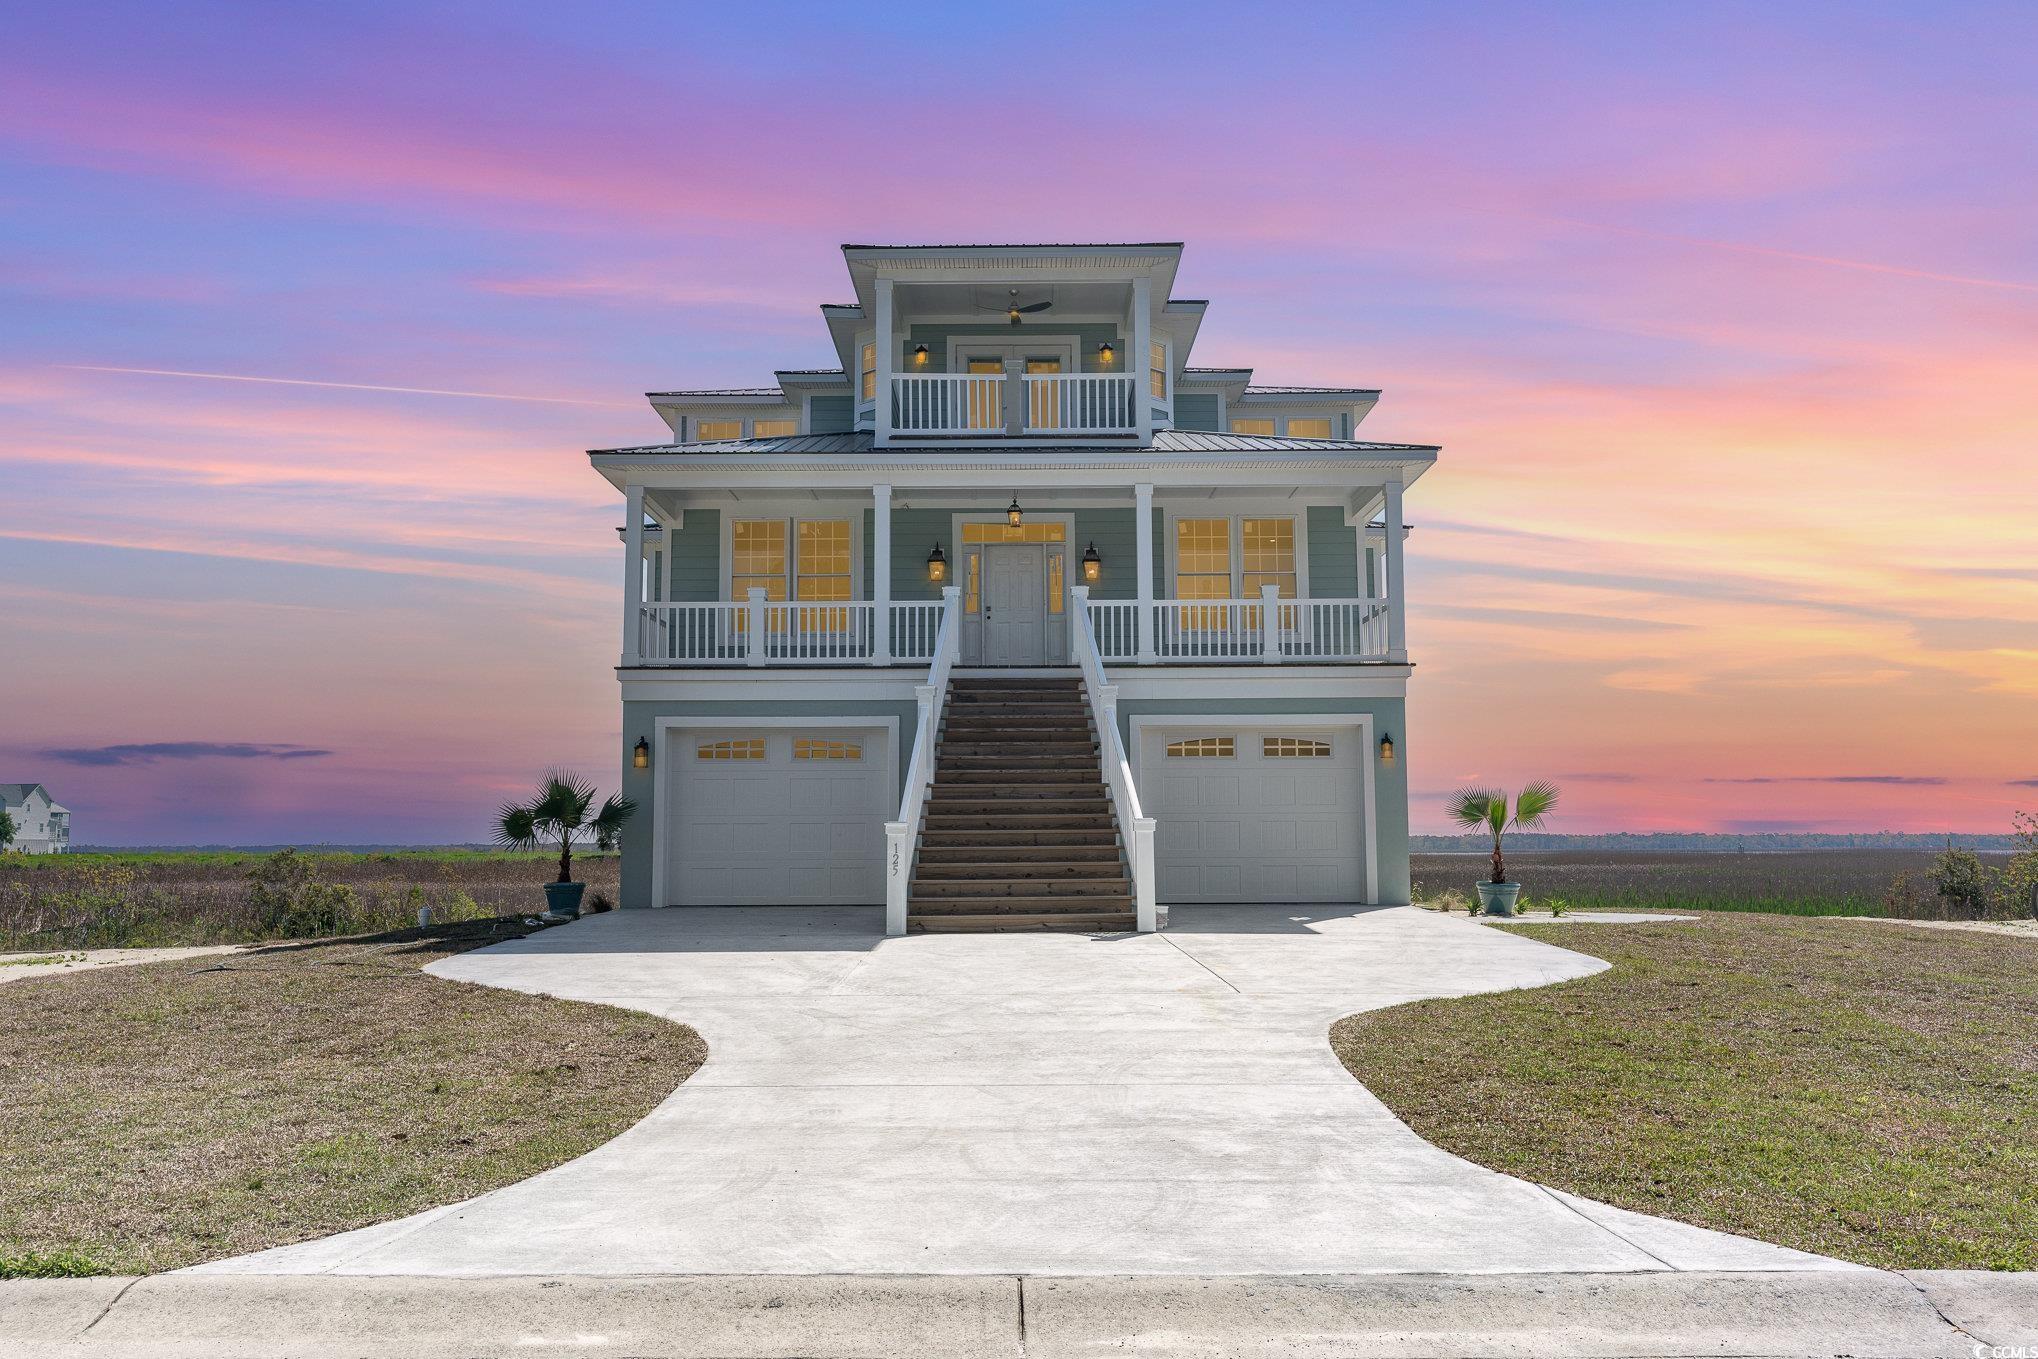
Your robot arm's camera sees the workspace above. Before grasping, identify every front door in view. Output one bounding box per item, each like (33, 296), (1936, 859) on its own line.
(981, 543), (1047, 665)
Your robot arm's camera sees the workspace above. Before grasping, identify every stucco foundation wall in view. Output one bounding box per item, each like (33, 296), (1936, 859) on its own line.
(618, 697), (921, 909)
(1115, 694), (1411, 905)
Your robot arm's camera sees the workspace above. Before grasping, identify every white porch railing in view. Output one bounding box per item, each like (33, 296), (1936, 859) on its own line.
(1069, 587), (1158, 932)
(887, 373), (1138, 437)
(890, 374), (1003, 434)
(636, 592), (1393, 667)
(885, 587), (963, 936)
(1024, 374), (1137, 435)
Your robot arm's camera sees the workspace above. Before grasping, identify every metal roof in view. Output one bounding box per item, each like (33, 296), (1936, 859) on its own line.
(645, 388), (787, 400)
(841, 241), (1185, 251)
(590, 429), (1437, 457)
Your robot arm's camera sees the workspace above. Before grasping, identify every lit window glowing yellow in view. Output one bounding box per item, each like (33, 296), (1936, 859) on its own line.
(1285, 418), (1332, 439)
(752, 419), (797, 438)
(961, 522), (1066, 544)
(1166, 737), (1235, 758)
(1229, 417), (1276, 435)
(696, 420), (742, 441)
(697, 738), (766, 761)
(794, 739), (862, 761)
(1263, 736), (1331, 758)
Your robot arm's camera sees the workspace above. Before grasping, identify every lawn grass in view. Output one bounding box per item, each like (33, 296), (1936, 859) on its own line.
(0, 918), (704, 1274)
(1331, 913), (2038, 1270)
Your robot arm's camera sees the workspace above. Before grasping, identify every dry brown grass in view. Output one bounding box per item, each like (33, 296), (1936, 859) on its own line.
(1332, 913), (2038, 1270)
(0, 917), (702, 1275)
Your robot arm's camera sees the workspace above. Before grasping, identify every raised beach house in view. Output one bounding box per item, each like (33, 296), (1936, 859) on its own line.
(590, 243), (1435, 933)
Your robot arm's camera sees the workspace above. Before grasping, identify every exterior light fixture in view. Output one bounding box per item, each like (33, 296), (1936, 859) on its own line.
(911, 343), (929, 365)
(633, 737), (650, 770)
(1097, 341), (1115, 363)
(1378, 734), (1395, 764)
(1081, 541), (1102, 582)
(926, 542), (947, 582)
(1006, 497), (1024, 527)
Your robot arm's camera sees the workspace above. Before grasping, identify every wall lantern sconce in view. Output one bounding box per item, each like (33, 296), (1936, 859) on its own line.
(1097, 341), (1116, 363)
(1006, 497), (1024, 527)
(1081, 541), (1102, 582)
(633, 737), (651, 770)
(1378, 734), (1395, 764)
(926, 542), (947, 582)
(911, 343), (929, 365)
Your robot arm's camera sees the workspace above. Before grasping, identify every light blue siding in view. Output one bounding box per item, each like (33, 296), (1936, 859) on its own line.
(1174, 392), (1221, 431)
(808, 394), (854, 433)
(665, 509), (721, 602)
(1306, 506), (1360, 597)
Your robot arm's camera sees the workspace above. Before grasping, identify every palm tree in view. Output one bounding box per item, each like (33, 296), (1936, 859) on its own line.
(495, 772), (635, 885)
(1449, 782), (1560, 885)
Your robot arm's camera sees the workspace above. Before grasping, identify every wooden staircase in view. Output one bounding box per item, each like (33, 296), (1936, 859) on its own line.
(909, 675), (1136, 933)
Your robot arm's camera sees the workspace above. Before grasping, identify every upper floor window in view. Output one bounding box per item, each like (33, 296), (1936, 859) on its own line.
(696, 419), (742, 441)
(1149, 340), (1168, 400)
(1285, 417), (1332, 439)
(1229, 417), (1275, 435)
(752, 418), (797, 438)
(860, 342), (876, 400)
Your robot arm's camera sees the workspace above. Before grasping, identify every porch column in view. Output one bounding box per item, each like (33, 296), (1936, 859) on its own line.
(1134, 482), (1156, 663)
(1384, 479), (1408, 662)
(871, 483), (892, 665)
(874, 277), (895, 444)
(1130, 274), (1153, 445)
(621, 483), (644, 667)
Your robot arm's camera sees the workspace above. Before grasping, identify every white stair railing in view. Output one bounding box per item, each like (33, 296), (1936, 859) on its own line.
(883, 586), (962, 936)
(1070, 586), (1160, 932)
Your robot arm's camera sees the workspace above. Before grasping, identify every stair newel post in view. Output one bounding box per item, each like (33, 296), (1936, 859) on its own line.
(1131, 817), (1159, 933)
(884, 819), (909, 937)
(1069, 583), (1090, 658)
(1259, 583), (1282, 663)
(745, 587), (767, 667)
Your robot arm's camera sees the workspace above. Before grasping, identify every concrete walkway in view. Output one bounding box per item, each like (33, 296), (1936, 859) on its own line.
(196, 905), (1849, 1277)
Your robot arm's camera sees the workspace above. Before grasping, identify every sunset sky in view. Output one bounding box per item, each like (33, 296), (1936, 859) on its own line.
(4, 1), (2035, 844)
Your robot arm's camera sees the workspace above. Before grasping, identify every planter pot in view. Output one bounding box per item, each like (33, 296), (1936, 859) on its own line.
(1476, 882), (1522, 917)
(543, 882), (587, 920)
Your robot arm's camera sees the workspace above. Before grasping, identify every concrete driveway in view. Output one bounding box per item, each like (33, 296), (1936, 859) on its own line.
(195, 905), (1850, 1276)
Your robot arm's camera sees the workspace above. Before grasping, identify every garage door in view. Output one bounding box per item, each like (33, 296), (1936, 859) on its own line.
(1142, 726), (1366, 903)
(667, 727), (888, 905)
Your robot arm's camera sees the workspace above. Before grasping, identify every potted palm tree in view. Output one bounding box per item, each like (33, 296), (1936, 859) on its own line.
(1448, 782), (1560, 917)
(494, 772), (635, 920)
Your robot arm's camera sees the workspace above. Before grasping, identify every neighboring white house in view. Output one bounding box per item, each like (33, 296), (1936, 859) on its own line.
(1, 784), (71, 853)
(591, 241), (1435, 935)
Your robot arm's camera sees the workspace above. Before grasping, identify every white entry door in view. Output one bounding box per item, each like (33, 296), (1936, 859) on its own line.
(667, 727), (888, 905)
(1142, 726), (1366, 903)
(981, 543), (1047, 665)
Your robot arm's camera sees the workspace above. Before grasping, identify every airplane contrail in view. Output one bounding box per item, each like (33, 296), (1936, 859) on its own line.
(57, 365), (640, 407)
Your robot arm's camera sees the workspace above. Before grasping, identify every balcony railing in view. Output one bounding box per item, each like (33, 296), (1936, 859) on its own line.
(889, 373), (1136, 437)
(633, 589), (1392, 666)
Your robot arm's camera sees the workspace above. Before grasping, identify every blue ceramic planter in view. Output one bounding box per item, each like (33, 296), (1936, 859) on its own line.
(1476, 882), (1521, 917)
(543, 881), (587, 919)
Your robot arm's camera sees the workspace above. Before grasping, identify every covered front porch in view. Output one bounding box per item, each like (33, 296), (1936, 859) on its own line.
(618, 475), (1413, 670)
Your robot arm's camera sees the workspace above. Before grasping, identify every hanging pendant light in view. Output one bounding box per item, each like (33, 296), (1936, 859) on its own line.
(1006, 497), (1024, 527)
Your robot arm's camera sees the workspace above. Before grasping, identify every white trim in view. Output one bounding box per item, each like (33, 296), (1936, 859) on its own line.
(941, 334), (1080, 376)
(1127, 712), (1378, 906)
(949, 510), (1077, 666)
(650, 715), (901, 911)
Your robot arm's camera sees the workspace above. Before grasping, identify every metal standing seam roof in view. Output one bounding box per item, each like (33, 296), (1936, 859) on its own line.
(589, 430), (1438, 457)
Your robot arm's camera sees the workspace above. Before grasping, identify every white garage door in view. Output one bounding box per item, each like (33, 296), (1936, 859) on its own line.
(1143, 726), (1366, 904)
(667, 727), (889, 905)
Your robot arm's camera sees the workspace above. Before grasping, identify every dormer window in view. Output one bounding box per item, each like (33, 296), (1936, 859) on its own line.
(1229, 417), (1276, 435)
(1286, 418), (1332, 439)
(696, 420), (741, 441)
(752, 419), (797, 438)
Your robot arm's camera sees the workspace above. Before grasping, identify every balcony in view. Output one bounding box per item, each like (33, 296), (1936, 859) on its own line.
(634, 589), (1394, 667)
(889, 372), (1138, 438)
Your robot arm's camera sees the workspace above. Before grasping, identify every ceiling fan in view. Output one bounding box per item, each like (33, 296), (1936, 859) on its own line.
(977, 287), (1054, 326)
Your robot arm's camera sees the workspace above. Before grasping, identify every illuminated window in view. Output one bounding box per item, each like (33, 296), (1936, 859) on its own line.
(1048, 550), (1065, 615)
(964, 550), (981, 615)
(731, 520), (788, 605)
(1241, 518), (1297, 601)
(1284, 417), (1332, 440)
(1173, 519), (1232, 601)
(696, 738), (766, 760)
(1149, 340), (1168, 400)
(860, 342), (876, 400)
(795, 519), (852, 630)
(961, 522), (1066, 544)
(1166, 736), (1235, 758)
(752, 418), (797, 438)
(696, 419), (742, 441)
(966, 358), (1003, 373)
(794, 739), (862, 761)
(1229, 417), (1276, 435)
(1263, 736), (1331, 758)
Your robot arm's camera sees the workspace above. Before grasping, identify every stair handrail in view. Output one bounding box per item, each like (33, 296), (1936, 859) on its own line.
(1069, 586), (1160, 932)
(884, 585), (962, 936)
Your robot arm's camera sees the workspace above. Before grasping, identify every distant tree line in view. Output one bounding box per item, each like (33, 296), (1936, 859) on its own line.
(1413, 831), (2021, 853)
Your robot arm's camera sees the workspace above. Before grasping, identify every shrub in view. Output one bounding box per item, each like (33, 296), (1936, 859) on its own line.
(1926, 846), (1995, 920)
(1882, 871), (1938, 920)
(1546, 897), (1571, 918)
(244, 850), (362, 938)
